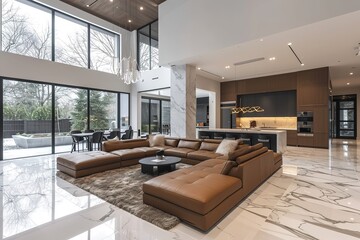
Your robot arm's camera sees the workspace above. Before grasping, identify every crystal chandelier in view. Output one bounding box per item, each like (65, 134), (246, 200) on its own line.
(117, 56), (141, 85)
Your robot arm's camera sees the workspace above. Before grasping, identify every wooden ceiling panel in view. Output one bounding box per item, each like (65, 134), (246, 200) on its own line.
(60, 0), (166, 31)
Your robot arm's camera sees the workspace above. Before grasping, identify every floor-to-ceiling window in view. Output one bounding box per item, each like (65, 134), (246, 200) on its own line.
(54, 12), (88, 68)
(1, 78), (130, 159)
(141, 97), (170, 136)
(120, 93), (129, 132)
(333, 95), (357, 139)
(54, 86), (88, 153)
(137, 20), (159, 71)
(1, 0), (120, 72)
(89, 90), (117, 130)
(3, 79), (52, 159)
(90, 25), (119, 74)
(1, 0), (52, 60)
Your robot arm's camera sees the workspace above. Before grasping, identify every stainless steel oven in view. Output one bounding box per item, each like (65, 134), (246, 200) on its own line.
(297, 111), (313, 134)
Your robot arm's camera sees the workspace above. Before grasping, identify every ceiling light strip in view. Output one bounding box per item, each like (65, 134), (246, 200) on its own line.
(86, 0), (98, 8)
(234, 57), (265, 66)
(288, 45), (303, 65)
(199, 69), (223, 79)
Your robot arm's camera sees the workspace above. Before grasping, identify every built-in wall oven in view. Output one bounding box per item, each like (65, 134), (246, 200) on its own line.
(297, 111), (313, 135)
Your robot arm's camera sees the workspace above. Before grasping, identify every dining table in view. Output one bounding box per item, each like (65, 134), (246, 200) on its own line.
(71, 131), (111, 151)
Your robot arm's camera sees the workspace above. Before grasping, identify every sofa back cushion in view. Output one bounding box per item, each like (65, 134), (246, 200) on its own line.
(165, 138), (179, 147)
(102, 139), (149, 152)
(235, 147), (268, 164)
(177, 139), (201, 150)
(215, 139), (239, 157)
(199, 142), (219, 151)
(203, 139), (222, 144)
(228, 146), (252, 161)
(149, 134), (165, 147)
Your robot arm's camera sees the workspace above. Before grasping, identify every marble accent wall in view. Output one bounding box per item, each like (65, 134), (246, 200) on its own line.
(170, 65), (196, 138)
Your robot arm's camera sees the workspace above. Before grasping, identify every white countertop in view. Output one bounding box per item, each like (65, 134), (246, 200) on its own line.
(198, 128), (286, 134)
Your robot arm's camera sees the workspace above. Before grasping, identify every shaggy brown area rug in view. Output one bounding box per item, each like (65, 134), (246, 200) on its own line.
(56, 164), (189, 230)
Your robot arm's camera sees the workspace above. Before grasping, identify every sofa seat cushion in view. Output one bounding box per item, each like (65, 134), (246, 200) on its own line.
(57, 151), (120, 170)
(189, 159), (226, 174)
(164, 148), (195, 158)
(187, 150), (222, 161)
(135, 147), (159, 157)
(110, 149), (146, 160)
(143, 170), (242, 215)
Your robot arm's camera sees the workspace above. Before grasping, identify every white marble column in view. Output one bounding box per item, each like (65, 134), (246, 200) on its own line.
(170, 65), (196, 138)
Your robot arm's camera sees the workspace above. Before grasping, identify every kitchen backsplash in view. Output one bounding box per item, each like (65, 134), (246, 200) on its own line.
(236, 117), (297, 129)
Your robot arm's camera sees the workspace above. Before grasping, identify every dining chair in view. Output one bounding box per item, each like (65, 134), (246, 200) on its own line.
(91, 131), (104, 151)
(121, 130), (131, 140)
(70, 130), (86, 153)
(108, 130), (120, 140)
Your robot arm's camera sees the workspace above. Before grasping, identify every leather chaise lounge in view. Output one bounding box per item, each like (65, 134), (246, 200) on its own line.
(143, 143), (280, 231)
(57, 137), (282, 231)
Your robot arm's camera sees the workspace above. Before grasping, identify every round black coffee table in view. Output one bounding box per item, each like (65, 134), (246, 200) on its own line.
(139, 156), (181, 175)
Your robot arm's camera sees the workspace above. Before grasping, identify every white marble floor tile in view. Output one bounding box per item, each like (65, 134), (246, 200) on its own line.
(1, 142), (360, 240)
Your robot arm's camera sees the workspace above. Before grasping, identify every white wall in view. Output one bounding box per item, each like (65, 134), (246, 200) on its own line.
(0, 0), (132, 93)
(159, 0), (360, 65)
(196, 75), (221, 128)
(332, 87), (360, 140)
(0, 52), (131, 92)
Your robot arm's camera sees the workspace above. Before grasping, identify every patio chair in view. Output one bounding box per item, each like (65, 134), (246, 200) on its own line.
(70, 130), (86, 153)
(107, 130), (120, 140)
(91, 131), (104, 151)
(84, 129), (94, 133)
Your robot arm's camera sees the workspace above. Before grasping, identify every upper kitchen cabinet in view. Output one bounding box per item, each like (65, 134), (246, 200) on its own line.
(221, 81), (237, 102)
(297, 67), (329, 106)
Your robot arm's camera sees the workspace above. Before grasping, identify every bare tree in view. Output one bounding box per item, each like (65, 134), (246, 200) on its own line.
(90, 29), (118, 73)
(2, 0), (51, 59)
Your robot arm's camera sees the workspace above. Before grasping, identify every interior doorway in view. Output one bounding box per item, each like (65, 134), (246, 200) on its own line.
(332, 95), (357, 139)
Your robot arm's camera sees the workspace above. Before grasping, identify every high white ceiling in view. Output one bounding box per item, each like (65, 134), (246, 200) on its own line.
(188, 10), (360, 89)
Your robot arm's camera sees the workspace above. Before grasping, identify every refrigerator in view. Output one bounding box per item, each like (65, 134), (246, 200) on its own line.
(221, 102), (237, 128)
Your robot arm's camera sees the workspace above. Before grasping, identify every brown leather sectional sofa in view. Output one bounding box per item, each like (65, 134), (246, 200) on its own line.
(57, 138), (242, 178)
(57, 137), (282, 231)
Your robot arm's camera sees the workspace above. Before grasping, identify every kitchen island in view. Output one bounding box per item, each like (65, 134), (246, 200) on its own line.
(198, 128), (287, 153)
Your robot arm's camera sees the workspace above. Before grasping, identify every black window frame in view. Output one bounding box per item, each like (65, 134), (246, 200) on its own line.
(141, 96), (170, 135)
(0, 75), (130, 160)
(1, 0), (121, 73)
(137, 20), (159, 71)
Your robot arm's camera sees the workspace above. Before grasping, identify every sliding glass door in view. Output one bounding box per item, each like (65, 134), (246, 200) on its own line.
(1, 78), (130, 159)
(141, 97), (170, 136)
(3, 80), (52, 159)
(333, 95), (357, 139)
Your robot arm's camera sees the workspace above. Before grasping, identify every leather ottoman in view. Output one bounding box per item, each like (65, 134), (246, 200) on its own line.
(57, 151), (121, 178)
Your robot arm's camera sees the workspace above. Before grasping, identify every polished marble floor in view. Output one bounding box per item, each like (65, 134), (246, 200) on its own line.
(0, 139), (359, 240)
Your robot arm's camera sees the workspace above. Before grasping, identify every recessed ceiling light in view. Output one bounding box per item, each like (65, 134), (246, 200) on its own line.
(260, 39), (264, 42)
(347, 82), (350, 85)
(225, 65), (230, 69)
(269, 57), (276, 61)
(140, 6), (144, 10)
(349, 72), (354, 75)
(110, 0), (113, 2)
(222, 77), (225, 80)
(128, 19), (132, 23)
(197, 67), (201, 70)
(86, 4), (90, 7)
(288, 42), (292, 46)
(301, 63), (305, 66)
